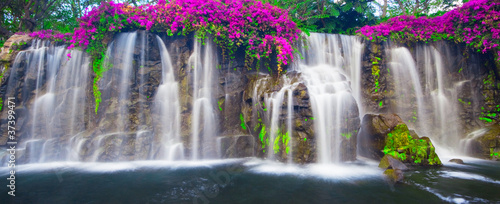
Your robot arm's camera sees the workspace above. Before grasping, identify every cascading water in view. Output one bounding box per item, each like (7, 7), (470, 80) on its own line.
(259, 76), (296, 161)
(420, 46), (462, 151)
(92, 32), (138, 161)
(387, 44), (467, 156)
(0, 31), (489, 166)
(387, 47), (428, 134)
(0, 40), (90, 164)
(298, 33), (362, 163)
(189, 38), (218, 160)
(154, 36), (183, 160)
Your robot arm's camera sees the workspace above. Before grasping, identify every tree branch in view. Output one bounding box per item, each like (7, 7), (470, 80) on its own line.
(394, 0), (408, 15)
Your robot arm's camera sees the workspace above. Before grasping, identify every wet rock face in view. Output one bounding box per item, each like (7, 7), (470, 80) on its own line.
(218, 135), (254, 158)
(240, 71), (361, 164)
(465, 124), (500, 159)
(358, 113), (404, 160)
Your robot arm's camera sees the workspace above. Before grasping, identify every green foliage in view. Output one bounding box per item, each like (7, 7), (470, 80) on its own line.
(479, 71), (499, 123)
(383, 124), (441, 165)
(0, 97), (3, 112)
(490, 148), (500, 159)
(259, 0), (376, 34)
(375, 0), (458, 18)
(259, 124), (268, 152)
(218, 98), (224, 111)
(0, 65), (7, 81)
(371, 56), (381, 93)
(240, 113), (247, 130)
(341, 132), (352, 139)
(273, 128), (290, 154)
(274, 130), (281, 154)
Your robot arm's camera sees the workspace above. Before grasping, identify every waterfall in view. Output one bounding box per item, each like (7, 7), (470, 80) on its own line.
(189, 38), (218, 160)
(0, 39), (90, 164)
(298, 33), (362, 163)
(91, 32), (137, 161)
(387, 47), (427, 134)
(388, 44), (466, 155)
(1, 30), (491, 165)
(154, 36), (183, 160)
(251, 75), (296, 162)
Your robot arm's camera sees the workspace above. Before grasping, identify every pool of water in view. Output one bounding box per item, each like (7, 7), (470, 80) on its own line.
(1, 158), (499, 203)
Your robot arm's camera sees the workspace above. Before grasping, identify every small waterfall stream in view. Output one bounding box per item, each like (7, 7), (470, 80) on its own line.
(298, 33), (362, 163)
(189, 38), (218, 160)
(155, 36), (183, 160)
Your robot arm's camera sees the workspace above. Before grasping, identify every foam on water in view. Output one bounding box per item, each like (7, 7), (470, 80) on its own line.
(440, 171), (500, 185)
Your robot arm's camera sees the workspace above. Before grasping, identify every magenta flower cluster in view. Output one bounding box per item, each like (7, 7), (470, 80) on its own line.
(32, 0), (300, 65)
(150, 0), (300, 64)
(19, 30), (72, 41)
(357, 0), (500, 57)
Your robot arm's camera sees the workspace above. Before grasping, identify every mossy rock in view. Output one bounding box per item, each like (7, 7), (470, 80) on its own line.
(383, 124), (442, 166)
(358, 113), (405, 160)
(379, 154), (408, 170)
(383, 169), (404, 183)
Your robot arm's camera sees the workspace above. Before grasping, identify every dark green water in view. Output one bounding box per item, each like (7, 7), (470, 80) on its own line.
(1, 158), (499, 203)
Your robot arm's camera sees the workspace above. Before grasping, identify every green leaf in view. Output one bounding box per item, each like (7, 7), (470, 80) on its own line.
(342, 2), (353, 12)
(332, 8), (340, 17)
(355, 6), (363, 14)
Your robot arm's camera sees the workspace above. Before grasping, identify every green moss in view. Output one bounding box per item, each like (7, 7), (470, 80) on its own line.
(490, 148), (500, 160)
(240, 113), (247, 130)
(383, 124), (441, 165)
(0, 97), (3, 112)
(370, 49), (382, 93)
(218, 98), (225, 111)
(341, 132), (352, 139)
(273, 130), (281, 154)
(282, 131), (290, 154)
(259, 124), (267, 150)
(273, 129), (290, 154)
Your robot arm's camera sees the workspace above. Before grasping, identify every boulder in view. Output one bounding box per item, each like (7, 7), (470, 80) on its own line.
(379, 154), (408, 170)
(383, 169), (404, 183)
(449, 158), (464, 164)
(359, 113), (442, 166)
(358, 113), (405, 160)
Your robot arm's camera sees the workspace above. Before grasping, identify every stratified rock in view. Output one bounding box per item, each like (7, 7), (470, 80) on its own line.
(449, 158), (464, 164)
(0, 34), (33, 62)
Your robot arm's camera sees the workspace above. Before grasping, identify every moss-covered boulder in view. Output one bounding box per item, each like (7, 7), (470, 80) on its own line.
(383, 169), (404, 183)
(383, 124), (441, 166)
(358, 113), (441, 166)
(358, 113), (405, 160)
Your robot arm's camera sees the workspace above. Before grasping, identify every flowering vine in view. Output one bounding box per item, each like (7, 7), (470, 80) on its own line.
(23, 0), (300, 113)
(357, 0), (500, 60)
